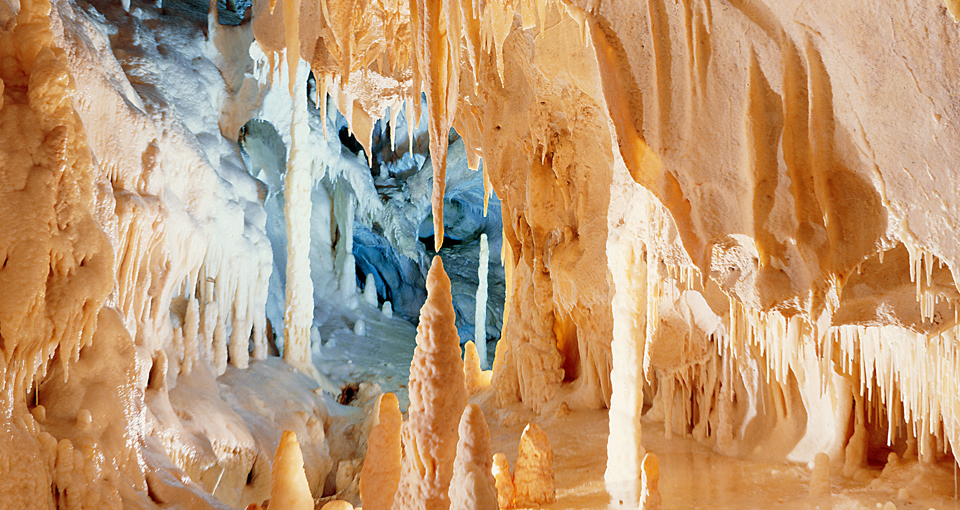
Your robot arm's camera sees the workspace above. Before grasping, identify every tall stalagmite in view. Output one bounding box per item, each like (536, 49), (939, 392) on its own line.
(282, 62), (314, 365)
(393, 256), (468, 510)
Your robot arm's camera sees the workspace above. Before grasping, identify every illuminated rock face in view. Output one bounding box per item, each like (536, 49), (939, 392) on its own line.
(4, 0), (960, 507)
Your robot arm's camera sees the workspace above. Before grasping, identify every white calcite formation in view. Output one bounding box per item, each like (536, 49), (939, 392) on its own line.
(474, 233), (490, 369)
(280, 61), (314, 367)
(393, 257), (468, 510)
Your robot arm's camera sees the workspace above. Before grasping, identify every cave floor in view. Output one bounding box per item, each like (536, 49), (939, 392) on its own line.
(480, 399), (960, 510)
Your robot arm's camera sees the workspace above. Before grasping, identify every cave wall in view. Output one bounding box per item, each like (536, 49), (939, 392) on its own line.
(481, 10), (617, 413)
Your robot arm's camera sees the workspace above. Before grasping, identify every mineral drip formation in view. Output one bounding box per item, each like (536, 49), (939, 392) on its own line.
(4, 0), (960, 507)
(393, 256), (468, 510)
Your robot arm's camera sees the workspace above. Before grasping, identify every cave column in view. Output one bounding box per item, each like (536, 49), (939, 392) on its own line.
(475, 233), (490, 369)
(334, 190), (359, 309)
(604, 225), (648, 505)
(282, 59), (313, 365)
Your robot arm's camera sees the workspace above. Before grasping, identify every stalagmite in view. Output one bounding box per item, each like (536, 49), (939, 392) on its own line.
(183, 298), (200, 374)
(474, 233), (489, 369)
(393, 256), (468, 510)
(491, 453), (516, 510)
(270, 431), (315, 510)
(844, 396), (868, 478)
(639, 453), (661, 510)
(360, 393), (403, 510)
(810, 452), (831, 497)
(448, 404), (498, 510)
(514, 423), (555, 506)
(463, 341), (483, 396)
(364, 273), (379, 307)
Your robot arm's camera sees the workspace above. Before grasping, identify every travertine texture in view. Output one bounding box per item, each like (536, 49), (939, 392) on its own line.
(359, 393), (403, 510)
(514, 423), (555, 507)
(393, 257), (468, 510)
(448, 404), (498, 510)
(0, 1), (134, 506)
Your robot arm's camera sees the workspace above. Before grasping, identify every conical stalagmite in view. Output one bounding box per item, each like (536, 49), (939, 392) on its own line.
(270, 430), (314, 510)
(514, 423), (555, 506)
(448, 404), (498, 510)
(393, 256), (468, 510)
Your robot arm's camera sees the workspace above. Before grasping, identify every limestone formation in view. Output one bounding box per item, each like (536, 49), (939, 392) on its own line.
(359, 393), (403, 510)
(514, 423), (555, 506)
(270, 431), (314, 510)
(448, 404), (498, 510)
(809, 452), (831, 497)
(6, 0), (960, 507)
(463, 341), (484, 396)
(393, 257), (468, 510)
(491, 453), (516, 510)
(320, 500), (354, 510)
